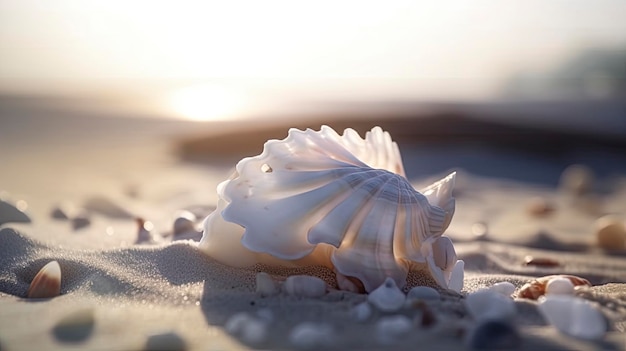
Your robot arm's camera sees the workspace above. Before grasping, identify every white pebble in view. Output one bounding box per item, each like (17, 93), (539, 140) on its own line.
(367, 277), (406, 312)
(538, 295), (606, 340)
(283, 275), (326, 298)
(224, 313), (268, 345)
(465, 290), (516, 321)
(255, 273), (279, 297)
(595, 215), (626, 250)
(489, 282), (516, 297)
(289, 322), (334, 350)
(545, 277), (574, 296)
(351, 302), (372, 322)
(375, 315), (413, 345)
(407, 286), (440, 301)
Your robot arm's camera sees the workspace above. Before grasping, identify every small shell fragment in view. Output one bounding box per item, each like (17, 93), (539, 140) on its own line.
(465, 290), (516, 321)
(375, 315), (412, 345)
(545, 277), (574, 296)
(289, 322), (334, 350)
(27, 260), (61, 298)
(255, 272), (279, 297)
(367, 277), (406, 312)
(518, 275), (591, 300)
(283, 275), (327, 298)
(526, 197), (555, 217)
(173, 211), (197, 236)
(594, 215), (626, 250)
(523, 255), (560, 268)
(538, 295), (607, 340)
(489, 282), (516, 297)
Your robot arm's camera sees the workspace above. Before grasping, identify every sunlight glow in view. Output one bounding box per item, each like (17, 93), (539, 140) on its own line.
(168, 84), (244, 121)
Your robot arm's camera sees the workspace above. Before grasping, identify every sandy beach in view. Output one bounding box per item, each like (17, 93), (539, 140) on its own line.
(1, 103), (626, 350)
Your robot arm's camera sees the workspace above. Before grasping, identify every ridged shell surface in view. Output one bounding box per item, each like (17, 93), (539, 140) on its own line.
(199, 126), (458, 292)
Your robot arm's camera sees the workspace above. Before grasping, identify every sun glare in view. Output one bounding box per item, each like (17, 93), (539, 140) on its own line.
(168, 84), (244, 121)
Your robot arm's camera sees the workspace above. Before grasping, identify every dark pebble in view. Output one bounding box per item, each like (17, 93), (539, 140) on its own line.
(467, 320), (521, 350)
(52, 309), (95, 343)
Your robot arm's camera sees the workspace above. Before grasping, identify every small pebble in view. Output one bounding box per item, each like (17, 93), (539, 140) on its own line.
(526, 197), (555, 217)
(224, 313), (268, 345)
(27, 260), (61, 298)
(255, 273), (279, 297)
(173, 211), (197, 236)
(523, 256), (560, 268)
(595, 215), (626, 250)
(466, 320), (521, 350)
(289, 322), (334, 350)
(367, 277), (406, 312)
(71, 214), (91, 230)
(283, 275), (326, 298)
(145, 331), (187, 351)
(559, 164), (593, 196)
(0, 199), (31, 225)
(407, 286), (440, 301)
(538, 295), (606, 340)
(465, 290), (516, 321)
(375, 315), (412, 345)
(545, 277), (574, 296)
(351, 302), (372, 322)
(471, 222), (488, 238)
(52, 308), (95, 342)
(489, 282), (516, 297)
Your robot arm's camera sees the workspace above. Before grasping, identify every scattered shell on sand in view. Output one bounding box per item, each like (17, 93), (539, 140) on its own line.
(283, 275), (327, 298)
(27, 260), (61, 298)
(351, 302), (372, 322)
(224, 313), (268, 345)
(538, 295), (607, 340)
(489, 282), (516, 297)
(559, 164), (593, 196)
(367, 277), (406, 312)
(255, 272), (279, 297)
(594, 215), (626, 250)
(407, 286), (440, 303)
(465, 290), (516, 321)
(466, 320), (521, 350)
(289, 322), (334, 350)
(526, 197), (555, 217)
(0, 199), (31, 225)
(545, 277), (574, 296)
(518, 275), (591, 300)
(375, 315), (413, 345)
(52, 308), (95, 342)
(523, 255), (560, 268)
(145, 331), (187, 351)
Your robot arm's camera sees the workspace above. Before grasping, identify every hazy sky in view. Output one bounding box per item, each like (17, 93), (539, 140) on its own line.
(1, 0), (625, 101)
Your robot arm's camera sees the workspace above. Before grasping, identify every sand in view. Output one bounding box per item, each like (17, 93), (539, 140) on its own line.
(1, 112), (626, 350)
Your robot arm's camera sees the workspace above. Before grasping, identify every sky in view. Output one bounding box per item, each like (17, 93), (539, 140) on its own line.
(1, 0), (625, 119)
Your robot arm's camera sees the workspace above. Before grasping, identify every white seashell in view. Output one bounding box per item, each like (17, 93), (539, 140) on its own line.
(224, 313), (268, 345)
(255, 272), (279, 297)
(0, 199), (31, 225)
(27, 260), (62, 298)
(375, 315), (413, 345)
(538, 295), (607, 340)
(465, 290), (516, 321)
(447, 260), (464, 293)
(199, 126), (460, 292)
(489, 282), (516, 297)
(545, 277), (574, 296)
(367, 277), (406, 312)
(351, 302), (372, 322)
(283, 275), (327, 298)
(289, 322), (334, 350)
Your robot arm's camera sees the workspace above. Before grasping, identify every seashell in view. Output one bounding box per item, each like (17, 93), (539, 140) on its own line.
(27, 260), (61, 298)
(145, 331), (187, 351)
(289, 322), (334, 350)
(466, 320), (520, 350)
(489, 282), (516, 297)
(465, 290), (516, 321)
(407, 286), (440, 302)
(517, 275), (591, 300)
(52, 308), (95, 342)
(224, 313), (268, 345)
(199, 126), (461, 292)
(367, 277), (406, 312)
(283, 275), (327, 298)
(375, 315), (413, 345)
(537, 295), (607, 340)
(594, 215), (626, 250)
(0, 199), (31, 225)
(255, 272), (279, 297)
(351, 302), (372, 322)
(545, 277), (574, 296)
(523, 255), (559, 268)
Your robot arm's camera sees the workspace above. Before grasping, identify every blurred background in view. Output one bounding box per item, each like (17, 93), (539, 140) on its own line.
(1, 0), (626, 188)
